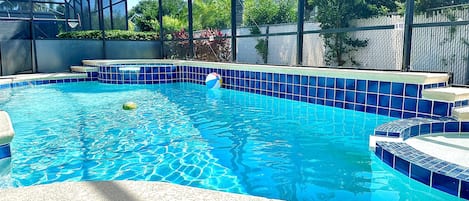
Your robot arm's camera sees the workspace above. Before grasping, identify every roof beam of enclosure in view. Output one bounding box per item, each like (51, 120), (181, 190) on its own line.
(98, 0), (106, 58)
(230, 0), (237, 62)
(188, 0), (194, 59)
(158, 0), (163, 58)
(402, 0), (414, 72)
(296, 0), (304, 66)
(29, 0), (38, 73)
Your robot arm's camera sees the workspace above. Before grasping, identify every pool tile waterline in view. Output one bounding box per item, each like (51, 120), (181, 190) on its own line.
(0, 65), (455, 120)
(180, 66), (452, 119)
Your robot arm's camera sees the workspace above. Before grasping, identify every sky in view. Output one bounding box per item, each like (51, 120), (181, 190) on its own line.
(127, 0), (140, 11)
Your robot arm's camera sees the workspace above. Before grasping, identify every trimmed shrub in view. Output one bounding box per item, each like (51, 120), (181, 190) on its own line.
(167, 28), (230, 62)
(57, 30), (159, 40)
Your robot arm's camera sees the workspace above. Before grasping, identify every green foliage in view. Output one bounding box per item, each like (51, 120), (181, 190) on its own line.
(308, 0), (376, 66)
(129, 0), (160, 31)
(193, 0), (231, 30)
(57, 30), (103, 39)
(128, 20), (136, 32)
(255, 38), (268, 64)
(415, 0), (468, 13)
(57, 30), (159, 40)
(243, 0), (297, 26)
(162, 16), (185, 38)
(129, 0), (231, 35)
(243, 0), (296, 63)
(129, 0), (187, 33)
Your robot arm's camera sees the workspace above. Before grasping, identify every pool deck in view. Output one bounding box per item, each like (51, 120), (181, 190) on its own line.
(0, 181), (279, 201)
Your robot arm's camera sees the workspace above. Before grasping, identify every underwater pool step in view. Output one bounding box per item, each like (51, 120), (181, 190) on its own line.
(70, 66), (98, 73)
(422, 87), (469, 102)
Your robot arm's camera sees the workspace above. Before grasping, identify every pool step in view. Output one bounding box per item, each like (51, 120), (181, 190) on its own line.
(452, 106), (469, 121)
(70, 66), (98, 73)
(422, 87), (469, 121)
(422, 87), (469, 102)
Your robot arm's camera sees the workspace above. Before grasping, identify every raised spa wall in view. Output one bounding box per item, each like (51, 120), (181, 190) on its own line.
(83, 59), (454, 119)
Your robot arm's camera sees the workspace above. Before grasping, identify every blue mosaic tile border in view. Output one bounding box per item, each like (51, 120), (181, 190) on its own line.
(86, 72), (99, 80)
(376, 141), (469, 199)
(0, 78), (92, 89)
(0, 144), (11, 159)
(178, 65), (451, 119)
(374, 117), (469, 139)
(98, 65), (178, 84)
(0, 64), (456, 120)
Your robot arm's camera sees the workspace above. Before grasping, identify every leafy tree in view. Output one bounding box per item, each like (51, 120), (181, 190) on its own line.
(415, 0), (469, 13)
(129, 0), (187, 33)
(129, 0), (231, 34)
(129, 0), (160, 31)
(161, 16), (185, 35)
(243, 0), (296, 63)
(306, 0), (405, 66)
(193, 0), (231, 30)
(243, 0), (297, 26)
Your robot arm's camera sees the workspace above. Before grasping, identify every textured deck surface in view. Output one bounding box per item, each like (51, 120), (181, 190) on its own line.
(0, 181), (279, 201)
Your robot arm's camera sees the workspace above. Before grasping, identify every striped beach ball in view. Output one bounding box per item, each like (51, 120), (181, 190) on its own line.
(205, 72), (222, 89)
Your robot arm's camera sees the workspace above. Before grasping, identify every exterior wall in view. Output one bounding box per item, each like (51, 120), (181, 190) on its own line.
(1, 40), (32, 75)
(36, 40), (104, 73)
(0, 21), (32, 76)
(35, 40), (163, 73)
(104, 41), (162, 59)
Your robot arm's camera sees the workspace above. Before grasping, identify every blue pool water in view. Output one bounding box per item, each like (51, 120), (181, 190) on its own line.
(0, 82), (462, 200)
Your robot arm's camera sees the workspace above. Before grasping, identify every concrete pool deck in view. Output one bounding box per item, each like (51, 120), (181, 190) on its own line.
(0, 181), (278, 201)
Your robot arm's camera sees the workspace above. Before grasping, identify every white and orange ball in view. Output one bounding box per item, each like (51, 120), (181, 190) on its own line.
(205, 72), (222, 89)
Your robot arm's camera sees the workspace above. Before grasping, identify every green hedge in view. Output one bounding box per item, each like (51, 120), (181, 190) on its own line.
(57, 30), (159, 40)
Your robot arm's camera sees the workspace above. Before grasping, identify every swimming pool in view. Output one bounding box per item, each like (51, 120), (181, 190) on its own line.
(0, 81), (461, 200)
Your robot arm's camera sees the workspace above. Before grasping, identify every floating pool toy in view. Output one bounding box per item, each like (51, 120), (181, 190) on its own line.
(123, 102), (137, 110)
(205, 72), (222, 89)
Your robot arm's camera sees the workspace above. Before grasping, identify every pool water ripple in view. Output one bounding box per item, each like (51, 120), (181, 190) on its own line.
(0, 82), (463, 200)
